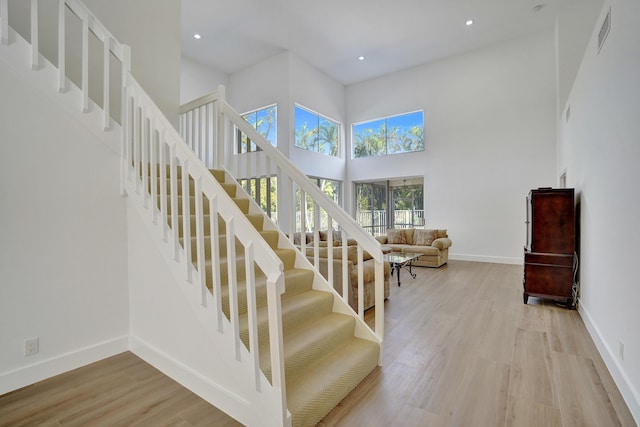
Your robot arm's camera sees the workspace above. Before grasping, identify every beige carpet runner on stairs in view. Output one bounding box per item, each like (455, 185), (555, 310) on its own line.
(160, 167), (379, 426)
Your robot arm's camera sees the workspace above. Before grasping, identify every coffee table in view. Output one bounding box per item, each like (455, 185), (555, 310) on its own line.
(384, 252), (421, 286)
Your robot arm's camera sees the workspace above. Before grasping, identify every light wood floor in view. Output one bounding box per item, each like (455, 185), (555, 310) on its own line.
(0, 261), (635, 426)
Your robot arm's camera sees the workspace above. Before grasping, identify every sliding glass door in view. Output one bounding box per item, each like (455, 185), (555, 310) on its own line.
(355, 179), (424, 235)
(355, 182), (388, 236)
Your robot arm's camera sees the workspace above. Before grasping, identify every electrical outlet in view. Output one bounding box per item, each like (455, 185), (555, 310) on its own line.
(619, 341), (624, 361)
(25, 338), (39, 356)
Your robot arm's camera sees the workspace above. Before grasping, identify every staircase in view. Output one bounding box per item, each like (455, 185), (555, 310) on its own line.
(1, 1), (387, 425)
(189, 169), (380, 426)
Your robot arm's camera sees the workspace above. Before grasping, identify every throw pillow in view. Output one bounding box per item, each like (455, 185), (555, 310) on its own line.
(436, 229), (447, 239)
(414, 229), (436, 246)
(293, 232), (302, 245)
(387, 229), (406, 244)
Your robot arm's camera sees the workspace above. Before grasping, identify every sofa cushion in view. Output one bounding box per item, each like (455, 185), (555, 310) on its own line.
(404, 228), (415, 245)
(431, 237), (452, 250)
(316, 229), (342, 243)
(401, 245), (440, 256)
(414, 229), (436, 246)
(436, 229), (448, 239)
(306, 245), (361, 264)
(387, 229), (406, 244)
(293, 232), (307, 245)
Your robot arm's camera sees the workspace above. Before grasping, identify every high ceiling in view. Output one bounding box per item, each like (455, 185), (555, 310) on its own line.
(181, 0), (590, 86)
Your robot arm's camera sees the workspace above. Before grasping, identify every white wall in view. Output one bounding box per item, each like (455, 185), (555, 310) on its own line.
(0, 49), (129, 394)
(556, 0), (605, 113)
(346, 31), (558, 264)
(84, 0), (181, 128)
(229, 52), (292, 156)
(289, 53), (347, 185)
(126, 202), (286, 426)
(558, 0), (640, 420)
(180, 57), (229, 105)
(183, 51), (348, 182)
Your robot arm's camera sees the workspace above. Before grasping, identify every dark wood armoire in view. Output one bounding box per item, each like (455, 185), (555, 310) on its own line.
(523, 188), (577, 308)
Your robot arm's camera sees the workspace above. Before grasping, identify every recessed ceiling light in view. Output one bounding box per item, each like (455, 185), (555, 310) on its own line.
(465, 19), (474, 26)
(193, 33), (202, 40)
(358, 56), (365, 61)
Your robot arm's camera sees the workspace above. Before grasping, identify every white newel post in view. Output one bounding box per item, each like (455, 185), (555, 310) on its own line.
(266, 272), (290, 427)
(103, 36), (111, 131)
(57, 0), (65, 92)
(215, 84), (226, 169)
(30, 0), (39, 69)
(120, 44), (131, 196)
(81, 8), (89, 112)
(0, 0), (8, 45)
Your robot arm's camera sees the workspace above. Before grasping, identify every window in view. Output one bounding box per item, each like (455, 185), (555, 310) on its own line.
(239, 105), (277, 153)
(311, 177), (342, 207)
(240, 176), (277, 222)
(294, 105), (340, 157)
(352, 110), (424, 158)
(355, 182), (388, 236)
(355, 178), (424, 235)
(296, 177), (342, 232)
(391, 182), (424, 228)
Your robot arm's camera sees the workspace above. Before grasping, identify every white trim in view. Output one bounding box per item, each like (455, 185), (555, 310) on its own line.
(449, 253), (523, 265)
(578, 300), (640, 424)
(0, 336), (128, 395)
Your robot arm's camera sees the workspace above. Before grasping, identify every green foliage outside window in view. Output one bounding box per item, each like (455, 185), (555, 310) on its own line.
(295, 105), (339, 157)
(240, 105), (277, 153)
(352, 111), (424, 158)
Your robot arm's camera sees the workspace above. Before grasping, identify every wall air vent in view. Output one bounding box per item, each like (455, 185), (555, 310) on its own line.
(598, 7), (611, 53)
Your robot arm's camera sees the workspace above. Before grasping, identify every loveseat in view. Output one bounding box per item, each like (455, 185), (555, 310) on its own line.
(375, 228), (452, 268)
(293, 231), (390, 312)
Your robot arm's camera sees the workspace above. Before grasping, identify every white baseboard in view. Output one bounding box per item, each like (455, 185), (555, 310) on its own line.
(0, 336), (128, 396)
(578, 300), (640, 424)
(128, 335), (249, 426)
(449, 253), (523, 265)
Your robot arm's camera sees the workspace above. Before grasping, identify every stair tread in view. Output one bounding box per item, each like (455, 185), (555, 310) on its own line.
(220, 268), (314, 315)
(261, 313), (355, 382)
(239, 290), (333, 341)
(148, 166), (378, 426)
(286, 338), (379, 427)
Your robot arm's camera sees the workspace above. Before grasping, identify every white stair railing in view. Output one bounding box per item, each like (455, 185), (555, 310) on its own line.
(1, 2), (290, 425)
(180, 88), (386, 342)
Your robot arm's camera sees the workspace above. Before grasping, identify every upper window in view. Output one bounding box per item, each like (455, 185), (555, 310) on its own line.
(239, 105), (277, 153)
(352, 110), (424, 158)
(294, 105), (340, 157)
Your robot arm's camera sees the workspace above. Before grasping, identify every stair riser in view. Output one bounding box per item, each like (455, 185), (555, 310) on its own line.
(187, 236), (242, 260)
(144, 166), (224, 184)
(206, 256), (266, 287)
(263, 315), (356, 384)
(173, 215), (214, 238)
(150, 179), (242, 204)
(161, 197), (211, 215)
(150, 178), (195, 196)
(145, 165), (379, 427)
(274, 249), (296, 270)
(221, 183), (237, 198)
(187, 230), (280, 261)
(240, 292), (334, 353)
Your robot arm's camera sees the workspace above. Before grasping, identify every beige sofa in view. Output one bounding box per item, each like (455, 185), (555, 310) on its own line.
(293, 231), (390, 311)
(375, 228), (451, 268)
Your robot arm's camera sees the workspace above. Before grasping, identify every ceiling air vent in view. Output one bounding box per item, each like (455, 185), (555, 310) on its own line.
(598, 7), (611, 53)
